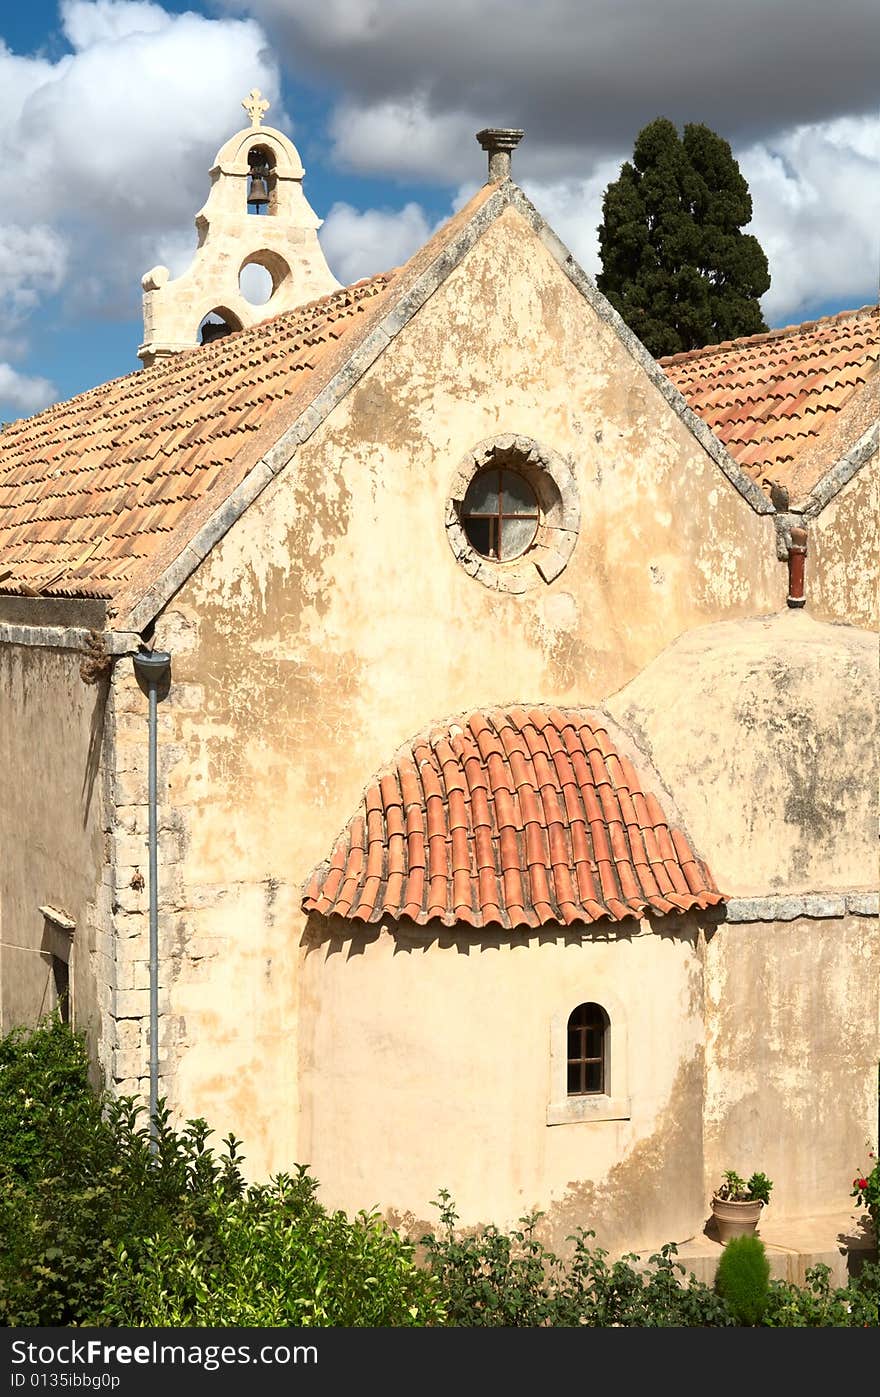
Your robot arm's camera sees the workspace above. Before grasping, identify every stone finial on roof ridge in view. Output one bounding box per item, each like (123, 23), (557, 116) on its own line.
(476, 128), (525, 183)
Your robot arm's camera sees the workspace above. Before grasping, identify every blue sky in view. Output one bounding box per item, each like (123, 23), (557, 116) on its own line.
(1, 1), (877, 417)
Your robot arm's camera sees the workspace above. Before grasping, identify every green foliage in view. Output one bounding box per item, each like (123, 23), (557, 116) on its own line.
(0, 1016), (101, 1182)
(102, 1165), (444, 1327)
(597, 117), (770, 357)
(763, 1261), (880, 1328)
(0, 1046), (247, 1326)
(715, 1169), (773, 1203)
(0, 1017), (440, 1328)
(419, 1191), (733, 1327)
(715, 1235), (771, 1325)
(851, 1151), (880, 1232)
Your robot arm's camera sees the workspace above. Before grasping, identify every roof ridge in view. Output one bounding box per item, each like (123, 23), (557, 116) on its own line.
(658, 303), (880, 368)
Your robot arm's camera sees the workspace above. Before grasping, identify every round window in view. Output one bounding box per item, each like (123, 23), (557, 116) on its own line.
(461, 468), (540, 561)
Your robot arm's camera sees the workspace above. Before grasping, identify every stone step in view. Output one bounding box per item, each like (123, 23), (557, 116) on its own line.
(636, 1209), (875, 1288)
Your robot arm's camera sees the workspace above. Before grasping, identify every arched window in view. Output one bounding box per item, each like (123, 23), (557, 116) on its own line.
(548, 995), (628, 1124)
(566, 1002), (608, 1096)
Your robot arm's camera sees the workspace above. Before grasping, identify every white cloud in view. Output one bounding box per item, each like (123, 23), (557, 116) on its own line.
(61, 0), (169, 48)
(0, 363), (58, 416)
(739, 115), (880, 321)
(0, 225), (69, 318)
(0, 0), (281, 321)
(518, 158), (628, 280)
(320, 200), (434, 284)
(329, 95), (480, 182)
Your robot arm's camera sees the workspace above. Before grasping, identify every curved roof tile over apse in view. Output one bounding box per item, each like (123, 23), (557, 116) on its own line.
(303, 706), (725, 930)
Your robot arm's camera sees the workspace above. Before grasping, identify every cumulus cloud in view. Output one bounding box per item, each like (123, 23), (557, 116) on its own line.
(320, 200), (435, 284)
(0, 226), (69, 318)
(740, 115), (880, 321)
(328, 95), (480, 182)
(0, 364), (57, 416)
(0, 0), (281, 319)
(232, 0), (880, 170)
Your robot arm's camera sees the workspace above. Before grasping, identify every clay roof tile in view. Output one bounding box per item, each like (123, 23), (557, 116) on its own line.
(303, 706), (724, 930)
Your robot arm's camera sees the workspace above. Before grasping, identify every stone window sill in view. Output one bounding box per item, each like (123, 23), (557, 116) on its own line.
(546, 1095), (631, 1126)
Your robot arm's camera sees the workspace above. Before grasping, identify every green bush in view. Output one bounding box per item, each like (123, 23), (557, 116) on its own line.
(0, 1017), (441, 1328)
(2, 1018), (876, 1328)
(419, 1191), (734, 1327)
(715, 1235), (771, 1325)
(763, 1261), (880, 1328)
(102, 1166), (444, 1327)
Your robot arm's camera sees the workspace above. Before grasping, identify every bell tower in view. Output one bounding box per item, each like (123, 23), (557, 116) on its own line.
(138, 91), (341, 367)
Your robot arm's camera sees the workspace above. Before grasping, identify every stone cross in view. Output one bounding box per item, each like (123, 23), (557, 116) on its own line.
(242, 88), (270, 128)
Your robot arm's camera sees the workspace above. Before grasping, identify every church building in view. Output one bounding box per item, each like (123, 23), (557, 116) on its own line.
(0, 95), (877, 1274)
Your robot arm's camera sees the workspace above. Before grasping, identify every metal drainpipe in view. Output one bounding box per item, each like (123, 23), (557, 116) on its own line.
(132, 650), (171, 1149)
(786, 526), (808, 608)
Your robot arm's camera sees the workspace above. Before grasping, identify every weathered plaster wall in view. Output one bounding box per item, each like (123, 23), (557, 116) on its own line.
(0, 643), (110, 1070)
(608, 612), (878, 897)
(704, 914), (880, 1218)
(808, 454), (879, 630)
(299, 915), (707, 1253)
(121, 207), (787, 1177)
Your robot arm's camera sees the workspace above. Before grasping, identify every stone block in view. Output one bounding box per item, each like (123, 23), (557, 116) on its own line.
(114, 989), (149, 1020)
(113, 767), (148, 808)
(112, 833), (149, 868)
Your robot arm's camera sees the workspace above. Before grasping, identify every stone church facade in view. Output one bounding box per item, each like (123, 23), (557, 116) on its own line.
(1, 103), (877, 1264)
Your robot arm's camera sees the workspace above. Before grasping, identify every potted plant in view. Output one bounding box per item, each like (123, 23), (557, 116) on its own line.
(710, 1170), (773, 1243)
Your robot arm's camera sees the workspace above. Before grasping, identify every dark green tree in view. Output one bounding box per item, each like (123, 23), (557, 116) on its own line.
(596, 118), (770, 358)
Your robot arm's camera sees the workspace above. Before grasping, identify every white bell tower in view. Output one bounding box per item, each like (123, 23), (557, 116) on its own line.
(138, 90), (341, 367)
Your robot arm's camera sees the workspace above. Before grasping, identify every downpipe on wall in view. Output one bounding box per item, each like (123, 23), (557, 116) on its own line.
(132, 649), (172, 1151)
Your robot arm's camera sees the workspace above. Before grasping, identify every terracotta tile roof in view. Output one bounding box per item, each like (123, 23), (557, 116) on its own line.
(0, 273), (395, 601)
(660, 305), (879, 497)
(303, 707), (724, 930)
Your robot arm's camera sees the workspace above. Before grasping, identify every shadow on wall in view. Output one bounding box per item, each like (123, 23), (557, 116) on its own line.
(540, 1052), (706, 1255)
(80, 667), (110, 825)
(300, 911), (721, 961)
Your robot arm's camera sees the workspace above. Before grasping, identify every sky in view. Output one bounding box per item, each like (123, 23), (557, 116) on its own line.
(0, 0), (878, 419)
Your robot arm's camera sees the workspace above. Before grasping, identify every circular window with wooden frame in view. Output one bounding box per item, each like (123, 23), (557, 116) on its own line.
(446, 434), (580, 593)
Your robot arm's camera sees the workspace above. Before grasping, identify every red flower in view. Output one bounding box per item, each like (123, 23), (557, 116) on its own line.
(857, 1177), (869, 1190)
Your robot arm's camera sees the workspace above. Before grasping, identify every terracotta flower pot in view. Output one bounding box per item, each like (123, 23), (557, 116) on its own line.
(711, 1196), (764, 1243)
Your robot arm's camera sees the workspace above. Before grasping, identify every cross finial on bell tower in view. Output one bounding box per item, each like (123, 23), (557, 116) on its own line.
(242, 88), (270, 128)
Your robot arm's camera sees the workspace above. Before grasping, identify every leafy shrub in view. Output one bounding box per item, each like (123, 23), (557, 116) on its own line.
(851, 1152), (879, 1234)
(420, 1191), (734, 1327)
(102, 1166), (444, 1327)
(763, 1261), (880, 1328)
(0, 1017), (441, 1328)
(714, 1235), (770, 1324)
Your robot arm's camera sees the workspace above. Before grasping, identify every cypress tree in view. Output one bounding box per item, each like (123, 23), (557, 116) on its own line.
(596, 118), (770, 358)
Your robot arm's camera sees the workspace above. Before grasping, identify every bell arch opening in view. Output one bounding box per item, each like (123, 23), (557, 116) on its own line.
(247, 144), (277, 215)
(198, 307), (243, 345)
(238, 250), (292, 306)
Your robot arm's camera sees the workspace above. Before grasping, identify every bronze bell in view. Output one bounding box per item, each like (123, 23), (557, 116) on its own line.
(247, 164), (270, 209)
